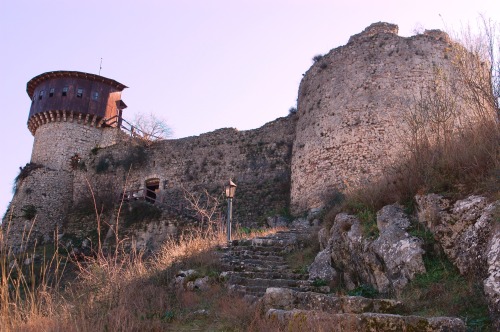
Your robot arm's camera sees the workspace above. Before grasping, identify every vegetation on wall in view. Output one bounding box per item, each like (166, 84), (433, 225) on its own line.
(122, 200), (162, 227)
(12, 163), (42, 193)
(94, 144), (148, 173)
(20, 204), (37, 220)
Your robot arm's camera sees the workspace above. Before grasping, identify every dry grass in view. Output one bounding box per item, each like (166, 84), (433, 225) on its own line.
(322, 114), (499, 231)
(1, 213), (285, 331)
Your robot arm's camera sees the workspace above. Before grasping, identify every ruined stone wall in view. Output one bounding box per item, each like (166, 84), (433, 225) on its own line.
(74, 115), (297, 227)
(290, 22), (460, 213)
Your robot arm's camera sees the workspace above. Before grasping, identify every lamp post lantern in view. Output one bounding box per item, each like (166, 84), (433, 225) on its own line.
(225, 180), (237, 242)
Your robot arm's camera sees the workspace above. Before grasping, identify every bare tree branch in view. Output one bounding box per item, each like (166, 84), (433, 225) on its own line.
(131, 112), (173, 142)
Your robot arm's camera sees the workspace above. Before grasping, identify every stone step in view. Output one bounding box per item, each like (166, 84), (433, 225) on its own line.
(251, 238), (298, 247)
(220, 259), (289, 270)
(265, 309), (466, 332)
(221, 264), (294, 274)
(224, 244), (292, 253)
(261, 287), (403, 314)
(221, 252), (285, 262)
(222, 270), (309, 281)
(227, 276), (305, 288)
(228, 284), (269, 297)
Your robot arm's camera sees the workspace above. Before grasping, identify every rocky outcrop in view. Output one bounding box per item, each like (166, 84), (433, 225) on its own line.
(309, 204), (425, 293)
(219, 226), (465, 331)
(484, 228), (500, 330)
(415, 194), (493, 276)
(416, 194), (500, 329)
(262, 288), (465, 331)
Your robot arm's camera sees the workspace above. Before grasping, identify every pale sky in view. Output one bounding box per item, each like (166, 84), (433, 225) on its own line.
(1, 0), (499, 216)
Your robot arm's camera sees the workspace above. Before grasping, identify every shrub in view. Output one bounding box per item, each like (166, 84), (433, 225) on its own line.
(122, 200), (162, 227)
(288, 107), (297, 115)
(21, 204), (37, 220)
(13, 163), (42, 193)
(95, 155), (112, 173)
(312, 54), (323, 63)
(120, 145), (147, 170)
(348, 284), (379, 298)
(399, 253), (492, 330)
(91, 146), (101, 155)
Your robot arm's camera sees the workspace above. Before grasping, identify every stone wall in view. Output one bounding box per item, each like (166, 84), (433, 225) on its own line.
(290, 22), (462, 213)
(74, 115), (297, 227)
(31, 121), (121, 171)
(3, 167), (73, 250)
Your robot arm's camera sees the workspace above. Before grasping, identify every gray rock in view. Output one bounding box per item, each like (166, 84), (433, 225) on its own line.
(266, 215), (289, 228)
(376, 204), (410, 232)
(308, 248), (337, 284)
(484, 225), (500, 331)
(292, 218), (310, 228)
(187, 276), (210, 291)
(307, 208), (323, 221)
(318, 227), (329, 251)
(312, 205), (425, 293)
(373, 204), (425, 291)
(416, 194), (500, 328)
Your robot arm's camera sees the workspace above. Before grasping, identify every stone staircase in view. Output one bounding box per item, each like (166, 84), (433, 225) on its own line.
(219, 227), (467, 331)
(219, 227), (326, 301)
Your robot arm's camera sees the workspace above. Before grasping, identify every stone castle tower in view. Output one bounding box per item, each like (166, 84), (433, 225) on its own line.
(290, 22), (458, 213)
(27, 71), (128, 170)
(2, 72), (129, 249)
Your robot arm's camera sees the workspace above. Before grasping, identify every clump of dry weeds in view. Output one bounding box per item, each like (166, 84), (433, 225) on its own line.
(1, 209), (284, 331)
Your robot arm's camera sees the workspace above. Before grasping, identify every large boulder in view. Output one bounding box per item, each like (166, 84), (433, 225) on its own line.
(308, 248), (337, 283)
(415, 194), (491, 277)
(310, 205), (425, 293)
(372, 205), (425, 291)
(416, 194), (500, 329)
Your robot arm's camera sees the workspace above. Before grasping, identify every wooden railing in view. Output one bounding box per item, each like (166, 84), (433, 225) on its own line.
(104, 115), (162, 140)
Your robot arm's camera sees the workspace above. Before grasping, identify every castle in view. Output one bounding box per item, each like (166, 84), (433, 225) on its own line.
(2, 23), (476, 249)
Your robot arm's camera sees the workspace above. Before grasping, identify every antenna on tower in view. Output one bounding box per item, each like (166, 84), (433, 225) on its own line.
(99, 58), (103, 75)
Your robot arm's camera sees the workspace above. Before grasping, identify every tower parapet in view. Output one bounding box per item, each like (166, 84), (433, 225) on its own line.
(26, 71), (127, 170)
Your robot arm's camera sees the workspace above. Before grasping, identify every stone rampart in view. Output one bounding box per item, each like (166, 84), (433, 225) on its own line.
(290, 22), (460, 213)
(73, 115), (297, 227)
(3, 167), (73, 250)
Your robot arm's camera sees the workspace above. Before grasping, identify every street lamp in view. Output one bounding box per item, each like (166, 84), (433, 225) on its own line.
(225, 179), (237, 242)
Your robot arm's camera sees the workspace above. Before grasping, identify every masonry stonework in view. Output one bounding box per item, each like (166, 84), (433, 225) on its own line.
(290, 22), (460, 213)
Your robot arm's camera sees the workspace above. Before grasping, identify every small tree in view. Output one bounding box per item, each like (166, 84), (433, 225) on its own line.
(451, 16), (500, 122)
(131, 112), (173, 142)
(182, 188), (224, 238)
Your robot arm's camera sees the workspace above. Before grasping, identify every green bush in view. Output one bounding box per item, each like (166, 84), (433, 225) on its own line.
(347, 284), (379, 298)
(95, 156), (112, 173)
(13, 163), (42, 193)
(21, 204), (37, 220)
(120, 145), (147, 170)
(312, 279), (328, 287)
(122, 201), (162, 227)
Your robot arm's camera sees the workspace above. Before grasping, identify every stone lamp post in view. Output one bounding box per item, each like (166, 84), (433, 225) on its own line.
(225, 180), (237, 242)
